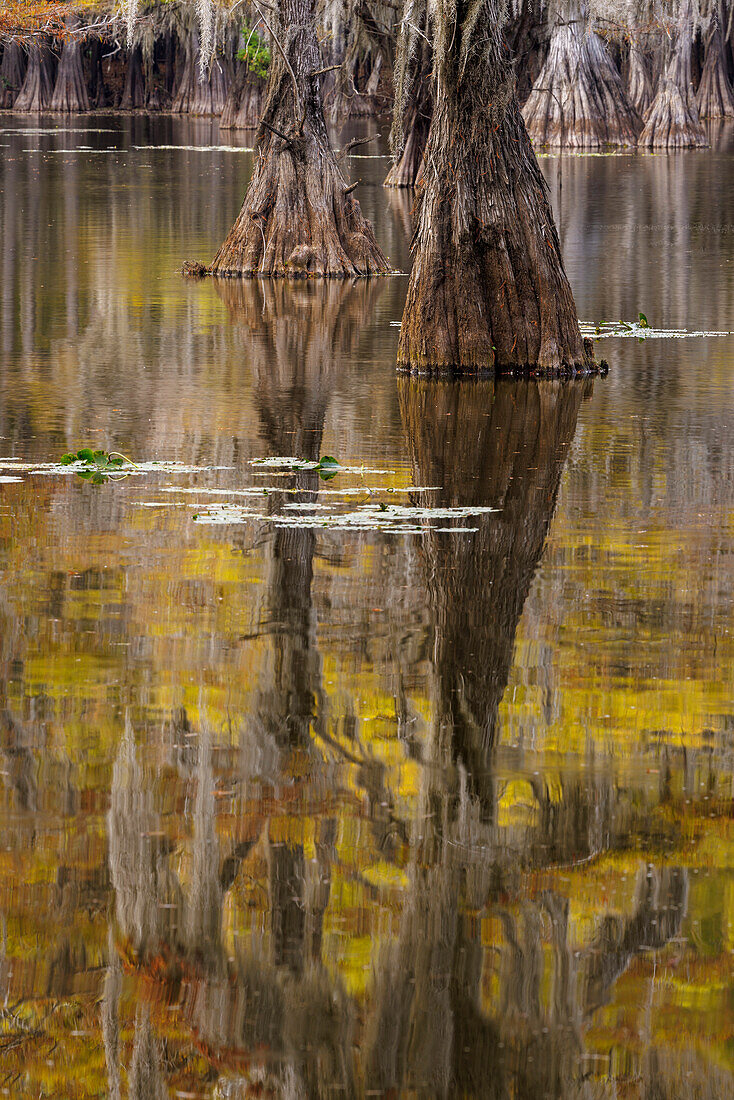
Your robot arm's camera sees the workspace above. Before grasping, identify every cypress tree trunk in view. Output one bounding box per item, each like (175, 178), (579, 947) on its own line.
(385, 37), (432, 189)
(173, 31), (229, 116)
(50, 17), (90, 113)
(89, 38), (108, 108)
(522, 2), (640, 148)
(15, 42), (56, 113)
(210, 0), (389, 277)
(220, 65), (265, 128)
(0, 41), (26, 109)
(121, 45), (146, 110)
(191, 55), (229, 116)
(397, 1), (593, 375)
(639, 7), (708, 146)
(626, 44), (654, 117)
(696, 6), (734, 118)
(347, 51), (384, 117)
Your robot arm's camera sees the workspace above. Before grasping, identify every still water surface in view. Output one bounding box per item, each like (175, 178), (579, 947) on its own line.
(0, 115), (733, 1098)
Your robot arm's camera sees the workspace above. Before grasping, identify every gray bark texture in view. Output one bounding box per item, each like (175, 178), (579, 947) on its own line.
(696, 6), (734, 118)
(397, 0), (594, 374)
(0, 41), (26, 109)
(626, 45), (653, 118)
(639, 9), (708, 146)
(121, 45), (146, 110)
(210, 0), (389, 277)
(522, 7), (640, 148)
(220, 66), (266, 128)
(14, 43), (56, 113)
(385, 33), (431, 188)
(50, 18), (90, 113)
(173, 39), (229, 116)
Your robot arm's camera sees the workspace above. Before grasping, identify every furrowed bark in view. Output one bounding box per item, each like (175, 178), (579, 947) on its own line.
(220, 65), (265, 129)
(121, 45), (146, 110)
(522, 3), (640, 148)
(696, 5), (734, 119)
(626, 44), (653, 118)
(50, 17), (90, 113)
(89, 37), (108, 109)
(639, 6), (708, 147)
(0, 40), (26, 109)
(173, 31), (229, 116)
(15, 42), (56, 113)
(397, 1), (594, 375)
(210, 0), (389, 278)
(385, 37), (432, 189)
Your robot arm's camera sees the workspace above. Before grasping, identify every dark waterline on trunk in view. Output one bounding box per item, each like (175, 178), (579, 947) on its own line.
(0, 113), (733, 1098)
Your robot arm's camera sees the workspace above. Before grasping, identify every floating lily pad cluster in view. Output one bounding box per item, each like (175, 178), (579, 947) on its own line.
(250, 454), (342, 480)
(580, 314), (733, 340)
(60, 449), (129, 483)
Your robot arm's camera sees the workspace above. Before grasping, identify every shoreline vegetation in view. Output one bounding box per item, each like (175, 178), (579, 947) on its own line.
(1, 0), (731, 147)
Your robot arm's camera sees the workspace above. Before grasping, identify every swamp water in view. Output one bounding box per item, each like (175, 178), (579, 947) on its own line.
(0, 114), (733, 1097)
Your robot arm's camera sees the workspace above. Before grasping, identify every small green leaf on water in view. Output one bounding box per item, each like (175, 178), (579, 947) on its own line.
(60, 453), (76, 465)
(77, 448), (94, 462)
(638, 311), (649, 328)
(317, 455), (340, 481)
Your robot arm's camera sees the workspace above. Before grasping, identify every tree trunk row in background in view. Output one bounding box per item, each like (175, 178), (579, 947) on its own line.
(2, 3), (733, 148)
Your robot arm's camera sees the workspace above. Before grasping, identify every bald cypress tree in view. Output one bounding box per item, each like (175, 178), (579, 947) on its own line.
(211, 0), (389, 276)
(396, 0), (593, 374)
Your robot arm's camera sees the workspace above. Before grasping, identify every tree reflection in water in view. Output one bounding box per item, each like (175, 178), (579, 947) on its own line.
(98, 287), (723, 1098)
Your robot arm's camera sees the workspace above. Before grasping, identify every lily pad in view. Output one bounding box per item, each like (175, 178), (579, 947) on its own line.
(580, 320), (733, 340)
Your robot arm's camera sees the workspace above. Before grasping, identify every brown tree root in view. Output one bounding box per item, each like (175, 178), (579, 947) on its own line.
(14, 43), (56, 113)
(210, 1), (389, 278)
(522, 17), (640, 148)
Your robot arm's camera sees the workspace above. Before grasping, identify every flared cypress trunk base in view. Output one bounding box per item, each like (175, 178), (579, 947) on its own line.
(51, 31), (90, 113)
(640, 14), (708, 147)
(209, 3), (389, 278)
(639, 81), (708, 146)
(15, 44), (56, 113)
(0, 41), (26, 108)
(384, 113), (427, 188)
(626, 48), (653, 117)
(173, 39), (229, 116)
(398, 30), (595, 376)
(696, 19), (734, 118)
(220, 72), (265, 129)
(210, 134), (389, 277)
(121, 46), (146, 110)
(522, 22), (640, 148)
